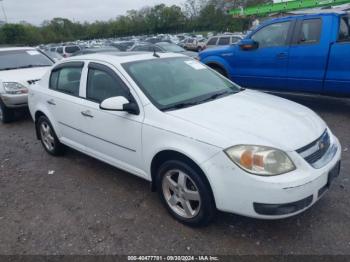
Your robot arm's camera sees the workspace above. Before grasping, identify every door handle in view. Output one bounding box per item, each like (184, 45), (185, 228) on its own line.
(47, 99), (56, 105)
(81, 110), (94, 118)
(276, 52), (287, 59)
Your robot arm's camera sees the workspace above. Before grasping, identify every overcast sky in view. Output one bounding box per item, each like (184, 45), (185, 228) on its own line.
(0, 0), (184, 25)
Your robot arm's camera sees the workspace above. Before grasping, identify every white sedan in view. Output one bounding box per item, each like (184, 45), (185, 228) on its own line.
(28, 52), (341, 226)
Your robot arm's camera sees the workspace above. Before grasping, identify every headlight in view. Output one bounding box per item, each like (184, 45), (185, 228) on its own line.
(224, 145), (296, 176)
(3, 82), (28, 94)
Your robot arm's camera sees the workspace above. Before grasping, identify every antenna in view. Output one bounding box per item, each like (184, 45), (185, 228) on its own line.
(153, 46), (160, 58)
(0, 0), (7, 23)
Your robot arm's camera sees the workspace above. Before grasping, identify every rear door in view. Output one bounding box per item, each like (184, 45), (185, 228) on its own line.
(46, 61), (88, 150)
(324, 15), (350, 95)
(229, 20), (294, 90)
(287, 16), (329, 92)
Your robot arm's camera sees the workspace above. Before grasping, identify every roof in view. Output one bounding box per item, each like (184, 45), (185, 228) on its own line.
(66, 52), (187, 64)
(0, 47), (35, 52)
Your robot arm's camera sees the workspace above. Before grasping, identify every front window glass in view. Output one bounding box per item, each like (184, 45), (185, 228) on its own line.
(252, 22), (291, 48)
(87, 68), (127, 102)
(0, 49), (53, 71)
(123, 57), (241, 110)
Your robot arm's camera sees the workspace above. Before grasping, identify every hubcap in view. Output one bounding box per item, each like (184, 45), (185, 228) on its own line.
(40, 122), (55, 151)
(162, 169), (201, 219)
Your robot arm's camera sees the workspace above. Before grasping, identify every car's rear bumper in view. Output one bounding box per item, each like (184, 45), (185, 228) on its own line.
(200, 135), (342, 219)
(1, 93), (28, 108)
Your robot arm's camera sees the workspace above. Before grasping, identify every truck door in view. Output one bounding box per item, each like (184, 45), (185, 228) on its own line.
(287, 17), (329, 92)
(229, 20), (293, 91)
(324, 15), (350, 95)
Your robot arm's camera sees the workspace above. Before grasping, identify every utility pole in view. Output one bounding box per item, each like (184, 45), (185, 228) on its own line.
(0, 0), (8, 23)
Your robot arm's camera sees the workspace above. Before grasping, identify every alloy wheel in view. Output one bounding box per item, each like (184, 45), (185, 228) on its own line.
(40, 121), (55, 151)
(162, 169), (201, 219)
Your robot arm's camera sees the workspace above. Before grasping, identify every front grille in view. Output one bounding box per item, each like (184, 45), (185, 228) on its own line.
(297, 130), (330, 165)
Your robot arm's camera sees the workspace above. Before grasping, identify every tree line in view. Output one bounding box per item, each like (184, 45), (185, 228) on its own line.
(0, 0), (270, 46)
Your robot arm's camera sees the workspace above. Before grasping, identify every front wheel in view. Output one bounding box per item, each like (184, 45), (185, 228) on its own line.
(157, 160), (216, 227)
(0, 99), (15, 124)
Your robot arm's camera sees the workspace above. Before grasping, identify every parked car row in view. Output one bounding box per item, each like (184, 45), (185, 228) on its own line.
(1, 11), (344, 227)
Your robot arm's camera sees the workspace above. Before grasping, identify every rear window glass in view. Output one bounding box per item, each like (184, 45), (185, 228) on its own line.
(50, 67), (82, 96)
(218, 37), (230, 45)
(298, 19), (322, 44)
(339, 16), (350, 41)
(65, 46), (80, 54)
(0, 50), (53, 71)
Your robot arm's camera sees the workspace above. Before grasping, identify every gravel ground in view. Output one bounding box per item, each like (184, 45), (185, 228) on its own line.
(0, 94), (349, 255)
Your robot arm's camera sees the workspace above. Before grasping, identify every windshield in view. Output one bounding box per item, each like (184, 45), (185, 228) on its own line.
(159, 43), (185, 52)
(123, 57), (241, 110)
(0, 49), (53, 71)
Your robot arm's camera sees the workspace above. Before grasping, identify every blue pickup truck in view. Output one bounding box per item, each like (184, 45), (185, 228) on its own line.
(199, 12), (350, 96)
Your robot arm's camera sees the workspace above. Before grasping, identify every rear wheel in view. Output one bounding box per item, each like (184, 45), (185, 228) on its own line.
(0, 99), (14, 124)
(37, 116), (65, 155)
(157, 160), (216, 227)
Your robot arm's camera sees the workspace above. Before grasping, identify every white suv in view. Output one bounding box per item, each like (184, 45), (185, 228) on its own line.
(0, 47), (54, 123)
(28, 52), (341, 226)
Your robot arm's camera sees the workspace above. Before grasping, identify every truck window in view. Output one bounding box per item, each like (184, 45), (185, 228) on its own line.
(296, 19), (322, 45)
(339, 16), (350, 42)
(251, 21), (291, 48)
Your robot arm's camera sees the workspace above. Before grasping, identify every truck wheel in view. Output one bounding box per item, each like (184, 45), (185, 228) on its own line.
(0, 99), (14, 124)
(212, 66), (228, 78)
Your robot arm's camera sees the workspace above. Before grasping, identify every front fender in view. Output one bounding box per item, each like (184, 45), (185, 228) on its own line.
(201, 56), (232, 78)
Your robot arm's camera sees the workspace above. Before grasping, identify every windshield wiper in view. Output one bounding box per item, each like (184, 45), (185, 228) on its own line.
(199, 90), (236, 103)
(163, 101), (200, 111)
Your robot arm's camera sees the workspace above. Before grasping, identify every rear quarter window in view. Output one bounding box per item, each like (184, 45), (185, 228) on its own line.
(207, 37), (218, 45)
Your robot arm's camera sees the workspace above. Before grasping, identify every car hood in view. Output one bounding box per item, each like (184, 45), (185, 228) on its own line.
(178, 51), (198, 58)
(0, 67), (51, 86)
(166, 90), (326, 151)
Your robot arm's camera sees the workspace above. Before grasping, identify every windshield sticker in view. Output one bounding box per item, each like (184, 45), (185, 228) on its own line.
(26, 50), (40, 56)
(184, 60), (206, 70)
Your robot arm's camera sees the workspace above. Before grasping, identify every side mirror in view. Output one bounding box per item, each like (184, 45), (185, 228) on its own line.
(100, 96), (139, 115)
(238, 39), (259, 51)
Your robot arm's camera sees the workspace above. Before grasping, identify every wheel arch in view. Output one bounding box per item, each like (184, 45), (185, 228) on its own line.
(33, 108), (60, 140)
(150, 150), (216, 207)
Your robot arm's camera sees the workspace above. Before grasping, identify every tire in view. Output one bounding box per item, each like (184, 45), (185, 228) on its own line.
(212, 66), (227, 78)
(0, 99), (15, 124)
(156, 160), (216, 227)
(197, 47), (202, 52)
(37, 115), (65, 156)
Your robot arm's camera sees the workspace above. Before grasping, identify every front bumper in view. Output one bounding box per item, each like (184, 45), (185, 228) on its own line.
(0, 93), (28, 108)
(200, 135), (342, 219)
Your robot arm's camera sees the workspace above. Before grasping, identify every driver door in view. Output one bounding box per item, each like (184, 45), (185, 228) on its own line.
(79, 61), (145, 178)
(229, 20), (294, 90)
